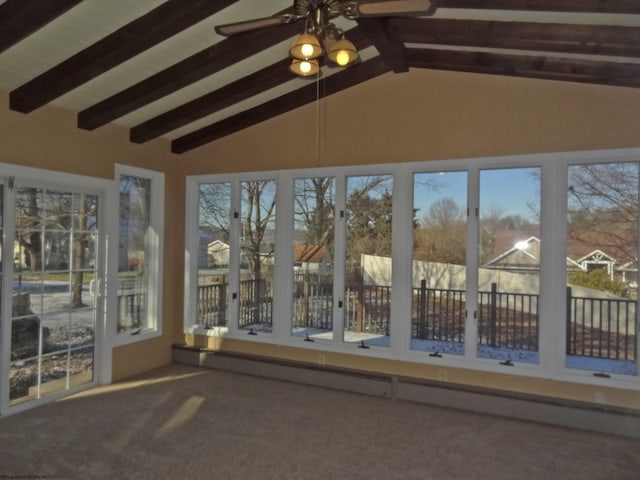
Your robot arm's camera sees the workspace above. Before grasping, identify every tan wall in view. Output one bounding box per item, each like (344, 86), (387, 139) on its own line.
(3, 66), (640, 407)
(0, 92), (178, 381)
(176, 69), (640, 175)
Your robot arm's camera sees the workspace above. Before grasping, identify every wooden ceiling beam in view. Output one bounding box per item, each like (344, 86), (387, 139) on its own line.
(0, 0), (83, 54)
(130, 58), (295, 144)
(9, 0), (239, 113)
(171, 57), (391, 154)
(438, 0), (640, 14)
(77, 21), (301, 131)
(389, 18), (640, 58)
(131, 26), (373, 143)
(356, 18), (408, 73)
(406, 47), (640, 88)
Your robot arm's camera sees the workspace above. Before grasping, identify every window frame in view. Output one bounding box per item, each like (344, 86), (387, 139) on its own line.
(0, 162), (112, 415)
(110, 164), (164, 347)
(184, 148), (640, 391)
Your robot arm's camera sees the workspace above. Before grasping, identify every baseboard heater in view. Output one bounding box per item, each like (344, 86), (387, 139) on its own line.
(172, 344), (640, 439)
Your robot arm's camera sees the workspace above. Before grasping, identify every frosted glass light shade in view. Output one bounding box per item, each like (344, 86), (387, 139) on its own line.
(328, 39), (358, 66)
(290, 59), (320, 76)
(290, 33), (322, 60)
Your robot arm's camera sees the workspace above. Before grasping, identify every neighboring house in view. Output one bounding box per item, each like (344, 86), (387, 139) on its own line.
(486, 233), (638, 286)
(207, 239), (230, 267)
(293, 244), (331, 273)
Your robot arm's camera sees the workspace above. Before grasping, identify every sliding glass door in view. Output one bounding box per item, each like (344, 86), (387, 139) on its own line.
(3, 180), (104, 410)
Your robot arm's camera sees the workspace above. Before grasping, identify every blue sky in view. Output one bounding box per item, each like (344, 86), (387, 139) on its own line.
(414, 168), (540, 221)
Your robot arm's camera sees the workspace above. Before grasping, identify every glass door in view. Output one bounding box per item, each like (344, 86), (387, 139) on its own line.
(6, 184), (102, 408)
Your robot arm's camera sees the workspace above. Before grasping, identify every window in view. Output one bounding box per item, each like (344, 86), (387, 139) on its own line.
(184, 148), (640, 388)
(477, 167), (541, 365)
(412, 171), (467, 355)
(238, 180), (276, 333)
(114, 166), (163, 342)
(344, 175), (393, 347)
(565, 162), (638, 376)
(197, 182), (231, 328)
(292, 177), (336, 341)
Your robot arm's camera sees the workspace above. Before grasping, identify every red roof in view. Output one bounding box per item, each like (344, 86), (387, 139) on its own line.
(294, 245), (327, 263)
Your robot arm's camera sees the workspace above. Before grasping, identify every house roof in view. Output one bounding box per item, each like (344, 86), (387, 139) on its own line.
(0, 1), (638, 154)
(294, 244), (328, 263)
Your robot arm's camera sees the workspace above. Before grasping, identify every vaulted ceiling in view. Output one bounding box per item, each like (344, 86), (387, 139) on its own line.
(1, 0), (639, 155)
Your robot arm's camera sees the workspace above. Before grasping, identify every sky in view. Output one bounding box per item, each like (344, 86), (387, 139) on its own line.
(414, 168), (540, 221)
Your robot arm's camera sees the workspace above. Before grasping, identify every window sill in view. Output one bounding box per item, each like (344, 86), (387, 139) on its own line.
(114, 328), (161, 347)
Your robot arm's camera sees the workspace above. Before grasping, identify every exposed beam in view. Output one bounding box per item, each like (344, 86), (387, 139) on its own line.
(9, 0), (239, 113)
(171, 57), (391, 154)
(130, 58), (295, 143)
(389, 18), (640, 58)
(0, 0), (83, 54)
(406, 47), (640, 88)
(130, 26), (373, 143)
(356, 18), (408, 73)
(438, 0), (640, 14)
(77, 21), (301, 131)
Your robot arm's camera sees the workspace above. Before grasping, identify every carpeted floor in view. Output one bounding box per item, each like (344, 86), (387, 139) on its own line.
(0, 363), (639, 480)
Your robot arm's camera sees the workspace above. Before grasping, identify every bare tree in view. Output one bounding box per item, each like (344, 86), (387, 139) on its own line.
(568, 163), (638, 262)
(415, 197), (466, 265)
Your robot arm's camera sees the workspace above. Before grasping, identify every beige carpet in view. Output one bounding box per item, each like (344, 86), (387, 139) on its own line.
(0, 363), (638, 480)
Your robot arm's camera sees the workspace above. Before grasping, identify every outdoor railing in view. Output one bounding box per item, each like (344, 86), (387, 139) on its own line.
(566, 287), (636, 360)
(197, 278), (272, 328)
(477, 283), (538, 351)
(412, 280), (465, 343)
(117, 278), (145, 329)
(196, 278), (636, 361)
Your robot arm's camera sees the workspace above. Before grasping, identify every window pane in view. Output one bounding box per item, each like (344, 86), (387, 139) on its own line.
(566, 163), (638, 376)
(412, 172), (467, 355)
(292, 177), (335, 340)
(197, 183), (231, 328)
(478, 168), (540, 364)
(118, 175), (150, 332)
(239, 180), (276, 333)
(10, 185), (98, 405)
(345, 175), (393, 347)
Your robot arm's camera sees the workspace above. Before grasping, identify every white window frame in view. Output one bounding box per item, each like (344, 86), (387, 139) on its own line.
(110, 164), (164, 347)
(0, 162), (113, 416)
(184, 148), (640, 391)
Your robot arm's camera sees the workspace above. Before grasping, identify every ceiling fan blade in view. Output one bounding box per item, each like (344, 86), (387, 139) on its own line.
(214, 14), (298, 36)
(356, 0), (437, 17)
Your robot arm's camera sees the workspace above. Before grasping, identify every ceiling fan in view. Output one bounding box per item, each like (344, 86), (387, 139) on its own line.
(215, 0), (438, 37)
(215, 0), (438, 76)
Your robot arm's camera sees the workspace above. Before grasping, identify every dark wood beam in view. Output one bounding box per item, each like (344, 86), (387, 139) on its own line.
(389, 18), (640, 58)
(77, 21), (301, 131)
(130, 58), (295, 143)
(356, 18), (408, 73)
(0, 0), (83, 54)
(9, 0), (239, 113)
(171, 56), (391, 154)
(406, 47), (640, 88)
(438, 0), (640, 14)
(130, 26), (373, 143)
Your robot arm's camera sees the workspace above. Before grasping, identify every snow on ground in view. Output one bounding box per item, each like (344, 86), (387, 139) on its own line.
(293, 329), (637, 375)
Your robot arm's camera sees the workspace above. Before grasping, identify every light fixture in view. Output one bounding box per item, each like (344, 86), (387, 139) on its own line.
(328, 38), (358, 67)
(290, 58), (321, 77)
(288, 16), (359, 76)
(290, 33), (323, 60)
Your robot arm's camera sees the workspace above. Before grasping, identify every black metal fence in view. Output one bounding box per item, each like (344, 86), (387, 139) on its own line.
(566, 287), (636, 360)
(477, 283), (539, 351)
(195, 277), (637, 361)
(412, 280), (465, 343)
